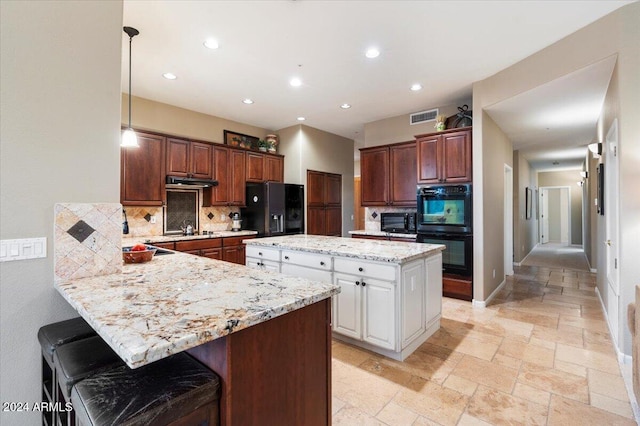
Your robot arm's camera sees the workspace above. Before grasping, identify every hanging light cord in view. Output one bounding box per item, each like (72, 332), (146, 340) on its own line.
(127, 32), (132, 129)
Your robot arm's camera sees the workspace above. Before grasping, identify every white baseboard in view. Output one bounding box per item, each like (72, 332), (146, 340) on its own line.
(472, 278), (506, 308)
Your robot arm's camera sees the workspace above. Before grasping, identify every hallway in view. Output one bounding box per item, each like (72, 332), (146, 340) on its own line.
(331, 249), (636, 424)
(522, 243), (591, 272)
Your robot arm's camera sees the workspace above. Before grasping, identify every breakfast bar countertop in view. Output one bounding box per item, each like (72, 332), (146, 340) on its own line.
(54, 250), (339, 369)
(244, 234), (443, 264)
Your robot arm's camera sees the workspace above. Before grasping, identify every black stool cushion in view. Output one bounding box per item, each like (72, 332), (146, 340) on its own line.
(38, 317), (96, 364)
(71, 353), (221, 426)
(54, 335), (124, 400)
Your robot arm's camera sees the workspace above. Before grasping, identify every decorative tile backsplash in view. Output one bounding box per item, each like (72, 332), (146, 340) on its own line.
(54, 203), (122, 281)
(123, 205), (240, 236)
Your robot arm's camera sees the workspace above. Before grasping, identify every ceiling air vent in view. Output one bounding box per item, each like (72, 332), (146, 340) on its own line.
(409, 108), (439, 125)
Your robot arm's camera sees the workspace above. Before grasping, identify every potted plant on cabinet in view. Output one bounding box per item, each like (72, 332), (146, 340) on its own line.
(257, 140), (269, 152)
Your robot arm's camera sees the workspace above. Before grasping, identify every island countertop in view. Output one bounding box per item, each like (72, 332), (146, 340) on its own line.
(54, 251), (339, 369)
(244, 234), (444, 264)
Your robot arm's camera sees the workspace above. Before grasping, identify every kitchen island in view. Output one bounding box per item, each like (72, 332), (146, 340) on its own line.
(55, 250), (339, 426)
(244, 235), (445, 361)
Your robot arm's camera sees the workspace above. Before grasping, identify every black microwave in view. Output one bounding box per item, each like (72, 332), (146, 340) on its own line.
(381, 213), (416, 234)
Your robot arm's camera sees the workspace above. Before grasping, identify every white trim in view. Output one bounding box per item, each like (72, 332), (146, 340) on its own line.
(472, 278), (506, 308)
(595, 286), (640, 423)
(516, 243), (539, 267)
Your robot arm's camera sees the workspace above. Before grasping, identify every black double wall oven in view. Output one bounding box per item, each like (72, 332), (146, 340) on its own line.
(416, 184), (473, 277)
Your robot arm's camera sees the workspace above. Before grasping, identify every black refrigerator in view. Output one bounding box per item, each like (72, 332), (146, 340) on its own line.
(242, 182), (304, 237)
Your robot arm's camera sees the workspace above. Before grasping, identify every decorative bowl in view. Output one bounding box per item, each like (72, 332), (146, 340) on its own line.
(122, 246), (157, 264)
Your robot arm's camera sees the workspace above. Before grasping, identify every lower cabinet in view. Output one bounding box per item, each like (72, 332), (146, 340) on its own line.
(280, 250), (332, 283)
(222, 236), (253, 265)
(169, 236), (255, 265)
(400, 260), (425, 348)
(245, 246), (280, 272)
(333, 273), (396, 350)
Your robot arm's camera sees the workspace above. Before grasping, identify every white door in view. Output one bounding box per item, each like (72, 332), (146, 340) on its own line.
(605, 120), (620, 344)
(401, 261), (425, 348)
(504, 165), (514, 275)
(333, 273), (362, 339)
(559, 188), (570, 244)
(540, 189), (549, 243)
(362, 277), (396, 350)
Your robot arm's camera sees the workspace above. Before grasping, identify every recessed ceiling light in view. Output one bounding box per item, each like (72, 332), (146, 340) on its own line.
(340, 104), (351, 109)
(297, 116), (306, 121)
(290, 78), (302, 87)
(365, 48), (380, 59)
(162, 73), (177, 80)
(242, 99), (254, 104)
(410, 84), (422, 91)
(203, 38), (219, 49)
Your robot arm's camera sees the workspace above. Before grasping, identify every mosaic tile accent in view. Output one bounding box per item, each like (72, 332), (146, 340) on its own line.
(200, 207), (239, 233)
(67, 220), (95, 243)
(123, 207), (163, 237)
(54, 203), (123, 281)
(144, 213), (152, 222)
(207, 212), (214, 220)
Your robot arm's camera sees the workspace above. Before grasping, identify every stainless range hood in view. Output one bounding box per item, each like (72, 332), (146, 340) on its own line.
(165, 176), (218, 187)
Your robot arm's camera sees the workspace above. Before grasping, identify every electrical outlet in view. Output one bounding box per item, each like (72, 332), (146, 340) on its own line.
(0, 238), (47, 262)
(150, 216), (157, 224)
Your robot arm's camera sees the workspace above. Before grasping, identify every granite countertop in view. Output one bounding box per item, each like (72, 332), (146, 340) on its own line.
(122, 230), (258, 245)
(55, 251), (339, 369)
(244, 234), (443, 264)
(348, 230), (417, 239)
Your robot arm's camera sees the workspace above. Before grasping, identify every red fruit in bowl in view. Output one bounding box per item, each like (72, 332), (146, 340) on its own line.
(131, 243), (147, 252)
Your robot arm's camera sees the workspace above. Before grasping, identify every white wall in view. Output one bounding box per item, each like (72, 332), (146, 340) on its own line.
(278, 124), (355, 235)
(0, 1), (123, 423)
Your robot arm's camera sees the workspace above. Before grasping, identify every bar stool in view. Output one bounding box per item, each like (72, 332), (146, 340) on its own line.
(53, 335), (125, 426)
(37, 317), (96, 426)
(71, 352), (221, 426)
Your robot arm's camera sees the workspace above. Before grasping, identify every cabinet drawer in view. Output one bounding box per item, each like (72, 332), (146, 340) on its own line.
(223, 236), (248, 247)
(281, 250), (331, 271)
(334, 257), (396, 281)
(246, 246), (280, 261)
(149, 241), (175, 250)
(281, 264), (332, 283)
(175, 238), (221, 251)
(246, 258), (280, 272)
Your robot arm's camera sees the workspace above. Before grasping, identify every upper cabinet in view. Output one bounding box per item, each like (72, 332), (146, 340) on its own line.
(416, 127), (472, 184)
(360, 141), (417, 207)
(246, 152), (284, 183)
(203, 146), (246, 207)
(166, 138), (213, 179)
(121, 131), (166, 206)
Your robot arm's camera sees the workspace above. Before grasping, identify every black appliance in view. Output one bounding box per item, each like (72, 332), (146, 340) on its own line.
(417, 233), (473, 276)
(380, 212), (416, 234)
(166, 175), (218, 187)
(417, 184), (472, 234)
(242, 182), (304, 237)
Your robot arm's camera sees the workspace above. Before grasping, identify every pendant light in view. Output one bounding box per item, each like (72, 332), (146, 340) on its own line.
(121, 26), (140, 147)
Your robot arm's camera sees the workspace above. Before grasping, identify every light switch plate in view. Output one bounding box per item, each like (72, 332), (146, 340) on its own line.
(0, 238), (47, 262)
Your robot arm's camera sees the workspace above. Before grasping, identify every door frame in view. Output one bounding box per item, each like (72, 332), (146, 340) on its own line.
(538, 186), (571, 244)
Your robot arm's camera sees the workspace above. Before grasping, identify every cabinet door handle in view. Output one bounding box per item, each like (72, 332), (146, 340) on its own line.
(355, 281), (360, 286)
(362, 281), (366, 287)
(284, 256), (289, 260)
(358, 267), (363, 272)
(320, 261), (325, 266)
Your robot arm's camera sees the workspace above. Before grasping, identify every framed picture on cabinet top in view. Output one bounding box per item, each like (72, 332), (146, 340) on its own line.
(224, 130), (259, 150)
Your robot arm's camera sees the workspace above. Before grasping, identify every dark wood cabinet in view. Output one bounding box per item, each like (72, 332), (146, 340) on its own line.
(416, 127), (472, 184)
(360, 142), (416, 207)
(222, 235), (254, 265)
(306, 170), (342, 236)
(121, 131), (166, 206)
(171, 236), (254, 265)
(166, 138), (213, 179)
(204, 147), (246, 207)
(246, 152), (284, 183)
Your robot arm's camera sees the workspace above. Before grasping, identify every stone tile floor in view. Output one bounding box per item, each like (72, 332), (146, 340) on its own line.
(331, 264), (637, 425)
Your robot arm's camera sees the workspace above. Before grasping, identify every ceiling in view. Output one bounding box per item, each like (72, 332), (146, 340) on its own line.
(122, 1), (630, 168)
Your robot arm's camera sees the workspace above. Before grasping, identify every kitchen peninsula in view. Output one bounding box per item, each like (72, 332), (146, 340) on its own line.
(244, 235), (445, 361)
(55, 249), (339, 425)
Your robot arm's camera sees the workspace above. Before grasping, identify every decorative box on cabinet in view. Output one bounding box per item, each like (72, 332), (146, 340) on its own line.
(121, 131), (166, 206)
(416, 127), (472, 184)
(360, 141), (417, 207)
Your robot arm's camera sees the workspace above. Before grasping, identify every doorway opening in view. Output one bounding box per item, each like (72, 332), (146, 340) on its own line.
(504, 165), (514, 276)
(539, 186), (571, 245)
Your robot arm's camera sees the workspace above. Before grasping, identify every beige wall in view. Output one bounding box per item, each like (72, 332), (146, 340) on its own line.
(473, 2), (640, 356)
(513, 151), (538, 263)
(123, 95), (273, 144)
(363, 101), (471, 148)
(538, 170), (583, 245)
(278, 125), (355, 236)
(0, 1), (123, 422)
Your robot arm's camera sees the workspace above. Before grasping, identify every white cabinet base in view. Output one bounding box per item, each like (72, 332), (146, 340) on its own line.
(332, 317), (440, 362)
